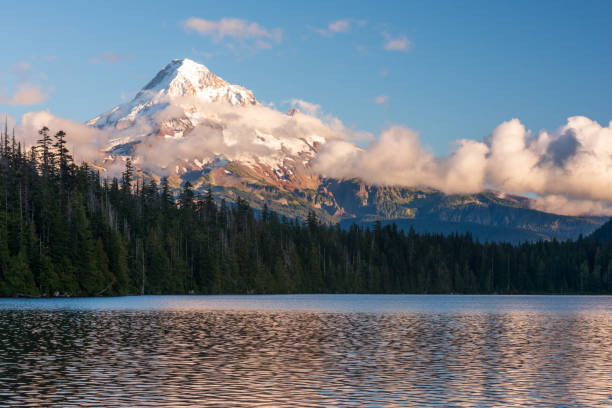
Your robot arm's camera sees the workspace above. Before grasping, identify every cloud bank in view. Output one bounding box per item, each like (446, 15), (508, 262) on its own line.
(313, 126), (488, 194)
(10, 97), (612, 216)
(314, 116), (612, 215)
(128, 99), (345, 174)
(16, 110), (110, 163)
(485, 117), (612, 215)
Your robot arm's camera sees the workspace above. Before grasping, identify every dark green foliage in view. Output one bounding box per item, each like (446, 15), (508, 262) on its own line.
(0, 126), (611, 297)
(590, 218), (612, 242)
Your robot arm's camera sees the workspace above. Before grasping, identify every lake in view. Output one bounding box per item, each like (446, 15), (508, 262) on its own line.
(0, 295), (610, 406)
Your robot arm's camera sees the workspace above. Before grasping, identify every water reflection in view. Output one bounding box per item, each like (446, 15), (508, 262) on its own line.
(0, 297), (610, 406)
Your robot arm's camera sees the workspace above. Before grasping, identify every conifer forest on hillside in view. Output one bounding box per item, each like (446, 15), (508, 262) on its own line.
(1, 127), (611, 297)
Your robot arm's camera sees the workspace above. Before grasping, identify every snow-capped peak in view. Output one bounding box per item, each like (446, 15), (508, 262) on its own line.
(142, 58), (256, 104)
(87, 58), (257, 129)
(143, 58), (213, 94)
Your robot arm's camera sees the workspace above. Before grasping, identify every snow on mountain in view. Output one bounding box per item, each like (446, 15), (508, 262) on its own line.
(88, 59), (257, 131)
(87, 58), (326, 193)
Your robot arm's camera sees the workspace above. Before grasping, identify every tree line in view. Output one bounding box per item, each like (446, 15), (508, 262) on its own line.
(0, 126), (611, 296)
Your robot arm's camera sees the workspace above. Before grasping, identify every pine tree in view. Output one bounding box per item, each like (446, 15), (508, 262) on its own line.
(122, 158), (133, 194)
(53, 130), (72, 183)
(36, 126), (54, 177)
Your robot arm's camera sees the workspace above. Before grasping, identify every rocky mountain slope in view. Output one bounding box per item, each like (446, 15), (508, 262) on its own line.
(88, 58), (606, 242)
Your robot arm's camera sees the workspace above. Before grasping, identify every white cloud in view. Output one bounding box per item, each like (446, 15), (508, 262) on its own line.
(16, 110), (111, 163)
(531, 195), (612, 217)
(329, 20), (351, 33)
(1, 85), (48, 105)
(182, 17), (282, 49)
(9, 85), (48, 105)
(0, 114), (16, 131)
(121, 98), (371, 176)
(289, 99), (321, 116)
(484, 116), (612, 213)
(374, 94), (388, 104)
(313, 126), (488, 194)
(287, 99), (372, 141)
(11, 90), (612, 216)
(13, 94), (371, 180)
(384, 34), (411, 52)
(312, 115), (612, 216)
(311, 19), (367, 36)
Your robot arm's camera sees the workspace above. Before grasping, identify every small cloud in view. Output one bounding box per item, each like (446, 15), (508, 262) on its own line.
(289, 99), (321, 116)
(383, 34), (411, 52)
(182, 17), (282, 50)
(2, 84), (48, 105)
(89, 52), (131, 64)
(329, 19), (351, 33)
(311, 18), (367, 37)
(374, 94), (388, 104)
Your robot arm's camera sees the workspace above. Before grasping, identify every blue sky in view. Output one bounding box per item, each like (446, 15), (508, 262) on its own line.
(1, 0), (611, 154)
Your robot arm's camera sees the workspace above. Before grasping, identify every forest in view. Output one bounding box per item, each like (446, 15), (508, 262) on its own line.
(0, 126), (611, 297)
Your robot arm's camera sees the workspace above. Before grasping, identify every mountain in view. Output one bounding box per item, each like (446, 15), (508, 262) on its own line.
(330, 181), (605, 242)
(89, 58), (324, 203)
(87, 58), (606, 242)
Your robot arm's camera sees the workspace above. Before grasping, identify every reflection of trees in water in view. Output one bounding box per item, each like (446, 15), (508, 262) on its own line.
(0, 309), (610, 406)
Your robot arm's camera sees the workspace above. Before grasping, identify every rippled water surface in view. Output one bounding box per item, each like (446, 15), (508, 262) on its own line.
(0, 295), (610, 407)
